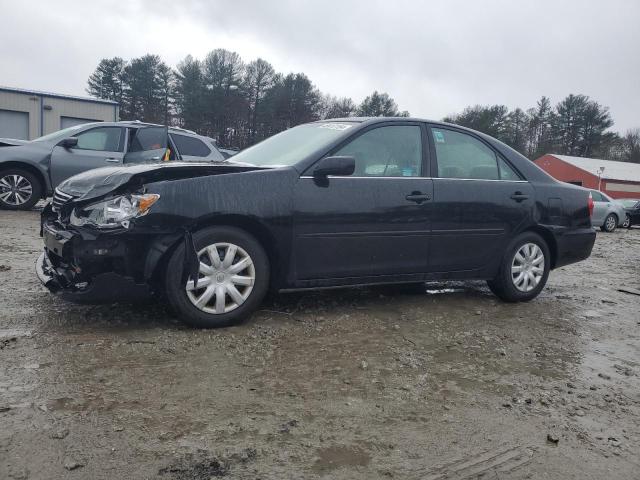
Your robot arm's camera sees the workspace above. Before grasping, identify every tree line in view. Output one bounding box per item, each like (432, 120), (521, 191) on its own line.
(87, 51), (408, 149)
(443, 96), (640, 163)
(87, 52), (638, 163)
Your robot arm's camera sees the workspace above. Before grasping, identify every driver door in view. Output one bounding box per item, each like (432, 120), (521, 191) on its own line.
(292, 123), (433, 282)
(49, 126), (125, 188)
(123, 126), (172, 164)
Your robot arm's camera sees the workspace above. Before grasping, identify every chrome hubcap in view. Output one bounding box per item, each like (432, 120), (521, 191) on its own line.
(623, 215), (630, 227)
(185, 242), (255, 314)
(606, 215), (616, 230)
(511, 243), (544, 292)
(0, 175), (32, 205)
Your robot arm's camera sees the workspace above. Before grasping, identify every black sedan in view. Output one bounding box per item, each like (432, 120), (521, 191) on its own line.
(620, 199), (640, 228)
(36, 118), (596, 328)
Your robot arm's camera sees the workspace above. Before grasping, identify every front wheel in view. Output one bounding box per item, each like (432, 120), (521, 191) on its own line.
(601, 213), (617, 232)
(487, 232), (551, 302)
(164, 226), (270, 328)
(622, 214), (630, 229)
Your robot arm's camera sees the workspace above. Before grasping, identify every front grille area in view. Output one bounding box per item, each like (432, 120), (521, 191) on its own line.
(51, 189), (76, 213)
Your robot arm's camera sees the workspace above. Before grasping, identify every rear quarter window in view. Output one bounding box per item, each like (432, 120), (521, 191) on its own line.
(171, 134), (211, 157)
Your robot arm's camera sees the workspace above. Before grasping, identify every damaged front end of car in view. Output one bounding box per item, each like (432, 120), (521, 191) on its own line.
(35, 162), (253, 302)
(37, 193), (175, 302)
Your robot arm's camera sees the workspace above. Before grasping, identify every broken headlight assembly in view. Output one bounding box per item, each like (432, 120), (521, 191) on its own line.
(69, 193), (160, 229)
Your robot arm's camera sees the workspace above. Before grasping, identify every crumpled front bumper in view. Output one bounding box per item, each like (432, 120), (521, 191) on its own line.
(35, 219), (153, 303)
(35, 250), (64, 293)
(35, 249), (152, 303)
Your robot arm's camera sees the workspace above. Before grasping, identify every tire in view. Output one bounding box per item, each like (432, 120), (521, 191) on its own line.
(0, 168), (42, 210)
(601, 213), (617, 232)
(487, 231), (551, 303)
(622, 214), (631, 229)
(164, 226), (269, 328)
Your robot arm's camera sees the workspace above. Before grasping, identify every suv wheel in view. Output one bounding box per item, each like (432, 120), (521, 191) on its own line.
(164, 226), (269, 328)
(0, 169), (42, 210)
(487, 232), (550, 302)
(601, 213), (617, 232)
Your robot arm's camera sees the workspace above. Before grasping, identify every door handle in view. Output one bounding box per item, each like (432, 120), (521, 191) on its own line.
(405, 192), (431, 204)
(105, 157), (120, 163)
(510, 191), (529, 202)
(150, 156), (161, 160)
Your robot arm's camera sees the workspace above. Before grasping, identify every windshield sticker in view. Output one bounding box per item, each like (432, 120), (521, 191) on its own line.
(433, 130), (446, 143)
(318, 123), (353, 131)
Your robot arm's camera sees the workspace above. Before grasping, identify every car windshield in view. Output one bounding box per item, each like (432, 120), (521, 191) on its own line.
(620, 199), (639, 207)
(229, 122), (358, 167)
(31, 125), (87, 143)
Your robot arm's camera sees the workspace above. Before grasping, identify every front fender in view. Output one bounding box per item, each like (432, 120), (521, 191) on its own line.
(143, 231), (184, 281)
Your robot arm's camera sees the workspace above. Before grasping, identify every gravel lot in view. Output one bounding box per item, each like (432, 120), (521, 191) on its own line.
(1, 209), (639, 479)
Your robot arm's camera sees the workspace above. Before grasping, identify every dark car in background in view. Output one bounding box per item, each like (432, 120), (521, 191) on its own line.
(0, 121), (226, 210)
(36, 117), (596, 328)
(620, 198), (640, 228)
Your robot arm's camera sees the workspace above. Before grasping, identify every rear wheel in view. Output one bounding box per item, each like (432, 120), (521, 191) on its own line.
(164, 226), (269, 328)
(487, 232), (550, 302)
(601, 213), (617, 232)
(0, 169), (42, 210)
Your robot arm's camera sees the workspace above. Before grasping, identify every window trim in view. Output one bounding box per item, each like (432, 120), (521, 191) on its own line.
(71, 126), (125, 153)
(425, 124), (524, 182)
(301, 121), (431, 178)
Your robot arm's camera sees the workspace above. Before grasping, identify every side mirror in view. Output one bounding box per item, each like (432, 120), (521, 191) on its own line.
(60, 137), (78, 149)
(313, 156), (355, 177)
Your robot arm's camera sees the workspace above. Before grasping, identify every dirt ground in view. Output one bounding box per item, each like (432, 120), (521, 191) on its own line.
(1, 209), (639, 480)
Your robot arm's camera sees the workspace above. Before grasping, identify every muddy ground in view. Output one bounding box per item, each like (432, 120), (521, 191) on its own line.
(0, 209), (639, 480)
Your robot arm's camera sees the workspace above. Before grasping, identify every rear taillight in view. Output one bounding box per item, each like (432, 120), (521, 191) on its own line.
(588, 192), (594, 217)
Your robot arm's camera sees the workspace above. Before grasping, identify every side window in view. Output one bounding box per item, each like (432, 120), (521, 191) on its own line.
(74, 127), (122, 152)
(590, 191), (605, 202)
(129, 127), (167, 152)
(432, 128), (499, 180)
(170, 134), (211, 157)
(333, 125), (422, 177)
(498, 157), (521, 181)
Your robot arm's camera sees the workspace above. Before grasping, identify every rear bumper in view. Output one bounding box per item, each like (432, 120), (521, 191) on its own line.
(554, 227), (596, 269)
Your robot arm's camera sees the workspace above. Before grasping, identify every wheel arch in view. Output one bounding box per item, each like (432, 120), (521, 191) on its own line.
(145, 214), (282, 290)
(0, 161), (49, 198)
(523, 225), (558, 269)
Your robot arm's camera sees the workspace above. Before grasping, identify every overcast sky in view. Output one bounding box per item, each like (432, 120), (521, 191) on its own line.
(1, 0), (639, 131)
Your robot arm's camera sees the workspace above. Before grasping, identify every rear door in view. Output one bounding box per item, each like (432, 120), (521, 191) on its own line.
(293, 123), (433, 281)
(428, 125), (534, 273)
(49, 125), (125, 187)
(123, 126), (170, 164)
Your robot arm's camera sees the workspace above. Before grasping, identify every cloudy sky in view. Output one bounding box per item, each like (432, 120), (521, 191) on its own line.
(1, 0), (639, 131)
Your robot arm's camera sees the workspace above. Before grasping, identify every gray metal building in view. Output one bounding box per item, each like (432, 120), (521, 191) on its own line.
(0, 86), (119, 140)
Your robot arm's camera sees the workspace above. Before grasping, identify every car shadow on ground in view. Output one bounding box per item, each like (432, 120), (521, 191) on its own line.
(38, 281), (492, 332)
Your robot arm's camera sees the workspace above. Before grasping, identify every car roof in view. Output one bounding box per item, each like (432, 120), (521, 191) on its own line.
(75, 120), (206, 138)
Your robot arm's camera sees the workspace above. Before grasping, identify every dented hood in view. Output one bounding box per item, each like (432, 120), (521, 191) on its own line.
(57, 161), (266, 202)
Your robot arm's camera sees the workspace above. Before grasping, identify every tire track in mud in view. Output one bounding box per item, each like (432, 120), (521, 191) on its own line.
(421, 444), (536, 479)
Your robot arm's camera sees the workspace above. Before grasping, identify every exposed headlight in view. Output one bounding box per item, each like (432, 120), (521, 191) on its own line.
(70, 193), (160, 229)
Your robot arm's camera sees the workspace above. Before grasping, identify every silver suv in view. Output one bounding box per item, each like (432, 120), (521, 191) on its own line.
(0, 121), (226, 210)
(590, 189), (626, 232)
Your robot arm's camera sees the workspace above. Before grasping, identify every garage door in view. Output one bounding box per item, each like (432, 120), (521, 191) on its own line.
(0, 109), (29, 140)
(60, 116), (101, 129)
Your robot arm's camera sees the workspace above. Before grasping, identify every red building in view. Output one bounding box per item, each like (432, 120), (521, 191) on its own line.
(534, 154), (640, 199)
